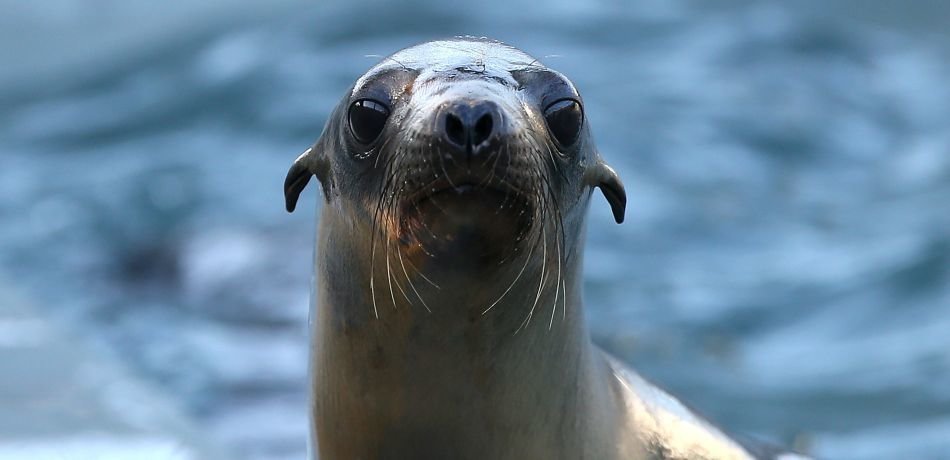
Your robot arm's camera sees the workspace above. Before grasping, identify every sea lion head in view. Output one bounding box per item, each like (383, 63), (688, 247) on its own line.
(285, 37), (624, 288)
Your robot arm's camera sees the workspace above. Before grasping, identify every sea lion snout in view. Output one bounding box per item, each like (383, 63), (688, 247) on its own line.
(437, 99), (504, 160)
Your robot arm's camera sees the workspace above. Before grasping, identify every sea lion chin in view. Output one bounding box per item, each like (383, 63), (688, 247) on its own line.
(283, 37), (806, 460)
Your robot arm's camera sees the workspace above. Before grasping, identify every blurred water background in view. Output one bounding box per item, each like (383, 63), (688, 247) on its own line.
(1, 1), (949, 459)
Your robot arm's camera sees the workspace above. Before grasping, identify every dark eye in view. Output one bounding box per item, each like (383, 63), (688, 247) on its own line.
(543, 98), (583, 147)
(348, 99), (390, 145)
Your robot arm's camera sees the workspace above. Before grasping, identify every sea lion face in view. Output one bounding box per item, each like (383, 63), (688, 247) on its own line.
(286, 38), (625, 275)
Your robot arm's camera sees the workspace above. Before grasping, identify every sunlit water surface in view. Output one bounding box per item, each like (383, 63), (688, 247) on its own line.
(1, 1), (948, 459)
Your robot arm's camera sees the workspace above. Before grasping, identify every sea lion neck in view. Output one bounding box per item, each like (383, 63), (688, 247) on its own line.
(311, 206), (617, 458)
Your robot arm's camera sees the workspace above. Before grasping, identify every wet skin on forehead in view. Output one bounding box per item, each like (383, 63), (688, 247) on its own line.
(350, 39), (583, 113)
(355, 39), (536, 90)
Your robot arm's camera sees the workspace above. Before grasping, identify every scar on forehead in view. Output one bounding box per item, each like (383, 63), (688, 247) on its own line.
(364, 54), (412, 71)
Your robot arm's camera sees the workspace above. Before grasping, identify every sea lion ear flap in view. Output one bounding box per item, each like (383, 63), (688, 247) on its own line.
(284, 146), (326, 213)
(588, 163), (627, 224)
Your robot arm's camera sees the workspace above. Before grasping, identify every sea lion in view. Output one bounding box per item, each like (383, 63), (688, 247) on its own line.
(284, 37), (806, 460)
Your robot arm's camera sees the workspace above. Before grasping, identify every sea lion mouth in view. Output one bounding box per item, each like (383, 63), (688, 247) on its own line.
(408, 178), (528, 209)
(403, 178), (533, 222)
(394, 171), (537, 265)
(397, 157), (535, 213)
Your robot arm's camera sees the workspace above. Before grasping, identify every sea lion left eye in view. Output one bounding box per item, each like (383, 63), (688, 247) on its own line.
(348, 99), (390, 145)
(543, 98), (583, 147)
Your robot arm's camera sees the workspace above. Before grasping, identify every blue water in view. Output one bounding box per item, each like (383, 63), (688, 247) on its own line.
(2, 1), (948, 459)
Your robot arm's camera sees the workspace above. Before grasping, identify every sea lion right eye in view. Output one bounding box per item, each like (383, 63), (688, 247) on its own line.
(543, 98), (583, 148)
(348, 99), (390, 145)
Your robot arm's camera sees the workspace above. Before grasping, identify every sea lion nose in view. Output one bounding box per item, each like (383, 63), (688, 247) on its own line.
(439, 100), (500, 157)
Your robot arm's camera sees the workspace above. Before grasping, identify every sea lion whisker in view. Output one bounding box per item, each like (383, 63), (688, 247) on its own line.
(436, 146), (459, 190)
(384, 163), (420, 312)
(409, 200), (441, 241)
(386, 238), (398, 310)
(393, 273), (413, 305)
(528, 161), (566, 331)
(477, 152), (501, 189)
(560, 278), (567, 321)
(373, 139), (386, 169)
(389, 250), (415, 308)
(369, 153), (406, 319)
(548, 209), (563, 331)
(493, 183), (512, 214)
(496, 143), (515, 212)
(400, 196), (440, 259)
(543, 169), (570, 326)
(423, 192), (450, 215)
(539, 171), (568, 257)
(528, 135), (557, 177)
(402, 187), (441, 255)
(492, 184), (516, 214)
(397, 246), (433, 313)
(380, 148), (437, 264)
(494, 161), (545, 269)
(523, 125), (568, 184)
(368, 174), (395, 321)
(481, 225), (539, 315)
(369, 259), (380, 319)
(479, 150), (497, 170)
(516, 213), (549, 334)
(401, 252), (441, 289)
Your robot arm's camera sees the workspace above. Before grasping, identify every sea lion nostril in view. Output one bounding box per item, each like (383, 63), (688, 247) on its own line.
(473, 112), (493, 147)
(445, 112), (466, 147)
(440, 101), (499, 154)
